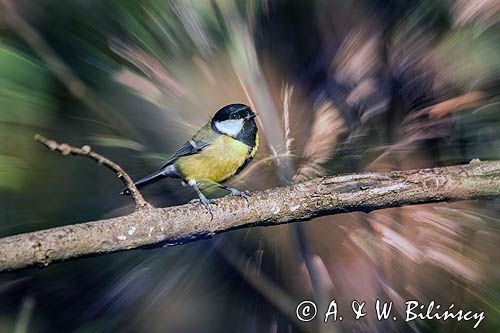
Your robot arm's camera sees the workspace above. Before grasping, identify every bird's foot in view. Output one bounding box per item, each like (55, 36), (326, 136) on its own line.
(188, 198), (213, 204)
(189, 195), (213, 220)
(186, 179), (214, 219)
(225, 187), (251, 203)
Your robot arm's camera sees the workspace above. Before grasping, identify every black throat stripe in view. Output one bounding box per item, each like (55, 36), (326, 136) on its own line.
(236, 120), (258, 147)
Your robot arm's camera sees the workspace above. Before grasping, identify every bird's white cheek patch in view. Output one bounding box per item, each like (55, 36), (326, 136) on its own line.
(215, 119), (244, 137)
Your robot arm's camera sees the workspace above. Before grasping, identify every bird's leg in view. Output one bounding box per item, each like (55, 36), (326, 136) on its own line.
(219, 184), (251, 203)
(187, 180), (213, 218)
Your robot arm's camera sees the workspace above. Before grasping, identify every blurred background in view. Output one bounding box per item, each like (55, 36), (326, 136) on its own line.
(0, 0), (499, 332)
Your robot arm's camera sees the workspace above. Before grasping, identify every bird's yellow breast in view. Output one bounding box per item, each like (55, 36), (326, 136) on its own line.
(174, 135), (254, 183)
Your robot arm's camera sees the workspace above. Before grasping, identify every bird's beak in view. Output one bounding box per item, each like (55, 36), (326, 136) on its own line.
(247, 113), (257, 120)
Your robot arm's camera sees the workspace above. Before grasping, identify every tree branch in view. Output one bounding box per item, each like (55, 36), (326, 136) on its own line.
(34, 135), (150, 210)
(0, 160), (498, 272)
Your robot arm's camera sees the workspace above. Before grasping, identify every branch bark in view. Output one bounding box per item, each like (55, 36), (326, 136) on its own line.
(0, 161), (498, 272)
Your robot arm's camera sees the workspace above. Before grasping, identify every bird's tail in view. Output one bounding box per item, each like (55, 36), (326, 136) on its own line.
(120, 166), (175, 196)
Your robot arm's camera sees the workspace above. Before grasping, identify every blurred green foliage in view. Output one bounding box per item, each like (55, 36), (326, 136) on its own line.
(0, 44), (55, 191)
(0, 44), (54, 127)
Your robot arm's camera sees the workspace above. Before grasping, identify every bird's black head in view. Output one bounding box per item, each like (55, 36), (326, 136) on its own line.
(212, 103), (255, 123)
(211, 103), (258, 146)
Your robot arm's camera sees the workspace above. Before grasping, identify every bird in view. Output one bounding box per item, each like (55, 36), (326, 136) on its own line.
(121, 103), (259, 216)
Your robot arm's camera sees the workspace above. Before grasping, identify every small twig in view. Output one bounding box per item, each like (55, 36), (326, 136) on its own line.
(34, 134), (150, 210)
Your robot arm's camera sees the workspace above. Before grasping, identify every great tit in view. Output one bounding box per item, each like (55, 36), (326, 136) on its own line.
(121, 103), (259, 215)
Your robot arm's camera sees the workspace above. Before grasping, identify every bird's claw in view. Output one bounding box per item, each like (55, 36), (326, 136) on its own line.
(189, 197), (213, 220)
(227, 188), (251, 203)
(201, 196), (213, 220)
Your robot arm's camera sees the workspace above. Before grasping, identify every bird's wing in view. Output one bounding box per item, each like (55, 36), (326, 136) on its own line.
(161, 122), (218, 167)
